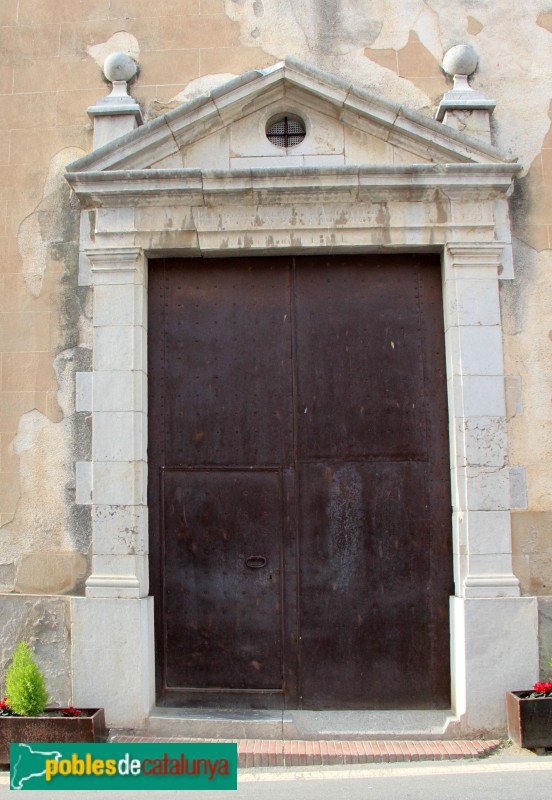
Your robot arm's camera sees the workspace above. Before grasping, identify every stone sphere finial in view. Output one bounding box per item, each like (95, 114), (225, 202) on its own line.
(442, 44), (478, 77)
(103, 52), (138, 83)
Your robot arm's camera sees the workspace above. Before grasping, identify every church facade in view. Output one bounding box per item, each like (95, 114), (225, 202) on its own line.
(0, 1), (550, 737)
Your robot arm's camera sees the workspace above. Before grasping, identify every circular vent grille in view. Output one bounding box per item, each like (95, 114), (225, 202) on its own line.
(266, 114), (306, 148)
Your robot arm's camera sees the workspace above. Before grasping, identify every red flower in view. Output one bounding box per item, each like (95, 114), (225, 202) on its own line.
(60, 707), (82, 717)
(533, 681), (552, 696)
(0, 697), (12, 716)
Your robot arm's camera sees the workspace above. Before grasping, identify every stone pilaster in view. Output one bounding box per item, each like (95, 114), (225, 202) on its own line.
(76, 246), (148, 599)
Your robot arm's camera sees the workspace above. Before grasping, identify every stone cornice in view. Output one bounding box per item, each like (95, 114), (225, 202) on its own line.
(66, 163), (522, 209)
(86, 246), (144, 265)
(446, 242), (506, 267)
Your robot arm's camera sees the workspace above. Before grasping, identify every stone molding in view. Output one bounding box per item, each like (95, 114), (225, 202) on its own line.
(79, 246), (148, 599)
(67, 163), (521, 209)
(446, 241), (506, 268)
(66, 57), (511, 177)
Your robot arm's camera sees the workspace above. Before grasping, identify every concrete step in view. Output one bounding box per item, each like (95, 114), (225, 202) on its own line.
(133, 708), (461, 741)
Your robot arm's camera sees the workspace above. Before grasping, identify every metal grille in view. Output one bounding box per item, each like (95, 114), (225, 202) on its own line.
(266, 115), (306, 148)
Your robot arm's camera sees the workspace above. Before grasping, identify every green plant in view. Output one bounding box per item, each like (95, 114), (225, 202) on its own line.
(4, 642), (48, 716)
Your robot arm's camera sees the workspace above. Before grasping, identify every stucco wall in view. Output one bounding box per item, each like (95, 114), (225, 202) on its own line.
(0, 1), (551, 656)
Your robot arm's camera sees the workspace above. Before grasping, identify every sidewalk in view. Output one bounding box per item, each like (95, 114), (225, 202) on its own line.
(110, 734), (502, 768)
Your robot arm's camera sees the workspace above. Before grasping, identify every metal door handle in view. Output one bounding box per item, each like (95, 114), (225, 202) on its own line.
(245, 555), (267, 569)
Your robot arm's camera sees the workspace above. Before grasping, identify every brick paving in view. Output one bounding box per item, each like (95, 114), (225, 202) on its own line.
(109, 735), (502, 768)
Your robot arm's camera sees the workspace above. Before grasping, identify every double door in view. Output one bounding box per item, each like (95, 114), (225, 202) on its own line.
(148, 254), (452, 709)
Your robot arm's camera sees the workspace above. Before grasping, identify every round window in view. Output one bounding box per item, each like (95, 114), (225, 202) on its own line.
(266, 114), (306, 148)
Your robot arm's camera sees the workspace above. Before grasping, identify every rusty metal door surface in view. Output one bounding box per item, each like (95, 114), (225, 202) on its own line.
(148, 254), (452, 709)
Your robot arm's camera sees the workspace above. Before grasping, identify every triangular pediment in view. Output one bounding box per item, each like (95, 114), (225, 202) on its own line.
(67, 57), (513, 177)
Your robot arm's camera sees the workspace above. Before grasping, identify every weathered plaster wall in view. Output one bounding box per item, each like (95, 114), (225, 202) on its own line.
(0, 595), (71, 705)
(0, 1), (551, 671)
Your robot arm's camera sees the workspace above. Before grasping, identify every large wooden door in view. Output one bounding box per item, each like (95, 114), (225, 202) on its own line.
(148, 254), (453, 709)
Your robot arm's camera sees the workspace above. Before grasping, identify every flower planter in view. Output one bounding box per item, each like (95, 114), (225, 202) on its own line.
(506, 691), (552, 750)
(0, 708), (108, 766)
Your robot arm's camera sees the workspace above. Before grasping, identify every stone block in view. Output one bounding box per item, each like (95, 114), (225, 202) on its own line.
(453, 510), (512, 555)
(1, 352), (55, 392)
(110, 0), (197, 17)
(303, 154), (346, 167)
(0, 0), (18, 26)
(93, 325), (146, 372)
(445, 260), (499, 281)
(505, 376), (523, 419)
(0, 472), (19, 514)
(140, 48), (199, 87)
(15, 551), (88, 595)
(90, 553), (148, 591)
(0, 312), (51, 352)
(0, 66), (13, 95)
(512, 511), (552, 595)
(450, 596), (538, 734)
(446, 325), (503, 377)
(450, 375), (506, 418)
(134, 205), (194, 233)
(92, 370), (146, 413)
(0, 392), (40, 434)
(0, 133), (9, 167)
(89, 251), (145, 286)
(157, 13), (240, 49)
(14, 57), (98, 95)
(509, 467), (528, 510)
(56, 89), (104, 128)
(444, 277), (501, 327)
(0, 432), (17, 473)
(79, 253), (92, 287)
(392, 146), (431, 164)
(467, 553), (516, 577)
(95, 208), (135, 236)
(150, 152), (184, 169)
(450, 198), (494, 230)
(455, 466), (510, 511)
(94, 284), (144, 327)
(92, 461), (147, 506)
(94, 230), (138, 251)
(454, 417), (507, 468)
(92, 505), (148, 556)
(18, 0), (109, 24)
(200, 0), (224, 11)
(230, 155), (304, 170)
(0, 93), (58, 131)
(343, 126), (392, 164)
(92, 411), (146, 462)
(71, 596), (154, 728)
(199, 46), (275, 76)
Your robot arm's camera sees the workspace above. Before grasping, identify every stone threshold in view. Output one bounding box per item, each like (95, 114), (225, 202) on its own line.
(141, 707), (461, 740)
(109, 735), (502, 768)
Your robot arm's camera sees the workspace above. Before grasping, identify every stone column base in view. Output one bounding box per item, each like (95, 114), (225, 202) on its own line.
(70, 596), (154, 728)
(451, 596), (539, 735)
